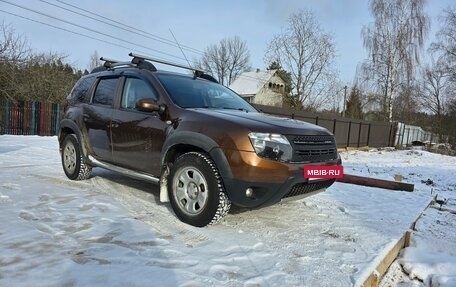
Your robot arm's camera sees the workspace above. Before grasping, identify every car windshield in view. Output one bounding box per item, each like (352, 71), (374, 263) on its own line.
(157, 74), (257, 112)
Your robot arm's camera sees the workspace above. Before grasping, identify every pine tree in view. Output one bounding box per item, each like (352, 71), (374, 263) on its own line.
(346, 86), (363, 119)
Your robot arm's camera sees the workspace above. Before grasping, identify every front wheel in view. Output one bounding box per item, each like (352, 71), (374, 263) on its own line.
(61, 134), (92, 180)
(168, 152), (231, 227)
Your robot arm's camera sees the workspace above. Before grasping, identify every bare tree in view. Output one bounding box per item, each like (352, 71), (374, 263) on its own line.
(0, 22), (31, 101)
(421, 54), (452, 140)
(393, 82), (422, 124)
(361, 0), (429, 122)
(432, 7), (456, 81)
(0, 22), (30, 62)
(429, 7), (456, 144)
(353, 64), (384, 118)
(264, 10), (338, 111)
(88, 50), (102, 72)
(197, 36), (250, 86)
(0, 22), (79, 103)
(26, 52), (75, 102)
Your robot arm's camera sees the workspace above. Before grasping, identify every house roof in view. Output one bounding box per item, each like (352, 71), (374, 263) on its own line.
(229, 70), (277, 96)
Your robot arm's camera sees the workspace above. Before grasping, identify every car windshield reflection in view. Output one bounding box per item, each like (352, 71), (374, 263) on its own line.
(157, 74), (257, 112)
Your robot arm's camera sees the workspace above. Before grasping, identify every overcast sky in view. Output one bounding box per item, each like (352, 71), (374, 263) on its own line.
(0, 0), (454, 83)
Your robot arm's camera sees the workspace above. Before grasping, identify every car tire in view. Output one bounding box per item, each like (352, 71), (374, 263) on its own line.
(168, 152), (231, 227)
(61, 134), (92, 180)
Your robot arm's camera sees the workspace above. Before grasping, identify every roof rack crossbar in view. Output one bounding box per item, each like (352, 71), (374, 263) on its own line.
(128, 52), (218, 83)
(129, 52), (201, 72)
(97, 54), (217, 83)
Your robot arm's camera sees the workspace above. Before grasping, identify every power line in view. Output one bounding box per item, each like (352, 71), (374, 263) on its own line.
(0, 2), (263, 84)
(0, 8), (201, 72)
(0, 9), (189, 67)
(55, 0), (201, 53)
(39, 0), (204, 56)
(0, 0), (192, 63)
(0, 9), (139, 53)
(54, 0), (204, 55)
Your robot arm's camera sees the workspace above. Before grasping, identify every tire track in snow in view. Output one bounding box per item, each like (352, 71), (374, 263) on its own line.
(88, 174), (288, 286)
(90, 173), (210, 246)
(24, 165), (285, 285)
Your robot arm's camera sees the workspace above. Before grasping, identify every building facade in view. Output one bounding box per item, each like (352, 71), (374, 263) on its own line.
(229, 69), (286, 107)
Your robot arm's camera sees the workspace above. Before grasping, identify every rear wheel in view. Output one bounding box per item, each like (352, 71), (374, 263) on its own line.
(168, 152), (231, 227)
(61, 134), (92, 180)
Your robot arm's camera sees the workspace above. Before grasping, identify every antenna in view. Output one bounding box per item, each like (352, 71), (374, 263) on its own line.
(169, 29), (192, 69)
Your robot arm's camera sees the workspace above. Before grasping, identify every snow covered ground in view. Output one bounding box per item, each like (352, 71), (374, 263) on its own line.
(0, 135), (455, 287)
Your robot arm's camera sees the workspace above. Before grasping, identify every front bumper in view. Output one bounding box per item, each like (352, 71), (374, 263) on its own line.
(221, 149), (340, 208)
(224, 175), (335, 208)
(225, 178), (335, 208)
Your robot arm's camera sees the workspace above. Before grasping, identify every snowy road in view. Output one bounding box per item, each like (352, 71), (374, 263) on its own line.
(0, 135), (455, 286)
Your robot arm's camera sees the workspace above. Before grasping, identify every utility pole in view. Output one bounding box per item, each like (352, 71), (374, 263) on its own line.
(342, 85), (348, 117)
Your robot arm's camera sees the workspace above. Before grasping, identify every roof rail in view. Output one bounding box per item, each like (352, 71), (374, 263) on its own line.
(100, 57), (129, 68)
(90, 57), (123, 73)
(128, 52), (218, 83)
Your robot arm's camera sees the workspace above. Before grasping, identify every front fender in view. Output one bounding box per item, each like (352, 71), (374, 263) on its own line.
(161, 131), (233, 179)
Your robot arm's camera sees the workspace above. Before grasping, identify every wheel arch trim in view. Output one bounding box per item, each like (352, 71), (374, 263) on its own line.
(161, 131), (233, 179)
(59, 119), (90, 159)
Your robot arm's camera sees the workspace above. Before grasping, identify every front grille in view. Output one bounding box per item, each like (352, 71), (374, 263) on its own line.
(292, 135), (335, 145)
(283, 180), (335, 198)
(286, 135), (337, 163)
(296, 149), (336, 156)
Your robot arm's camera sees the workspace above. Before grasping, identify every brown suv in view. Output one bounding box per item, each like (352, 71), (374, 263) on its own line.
(59, 53), (341, 227)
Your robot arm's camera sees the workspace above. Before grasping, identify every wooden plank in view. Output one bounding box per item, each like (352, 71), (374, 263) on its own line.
(361, 232), (409, 287)
(377, 232), (408, 276)
(430, 205), (456, 215)
(359, 199), (433, 287)
(338, 174), (414, 192)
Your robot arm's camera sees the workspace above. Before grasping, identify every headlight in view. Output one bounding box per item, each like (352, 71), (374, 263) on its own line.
(248, 132), (292, 162)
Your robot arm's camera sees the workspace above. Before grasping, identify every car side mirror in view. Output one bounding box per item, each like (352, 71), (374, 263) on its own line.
(136, 98), (165, 115)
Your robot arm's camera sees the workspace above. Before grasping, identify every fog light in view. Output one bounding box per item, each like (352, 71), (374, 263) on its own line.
(246, 188), (254, 198)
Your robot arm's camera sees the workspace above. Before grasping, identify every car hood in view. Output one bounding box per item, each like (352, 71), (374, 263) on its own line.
(187, 109), (332, 135)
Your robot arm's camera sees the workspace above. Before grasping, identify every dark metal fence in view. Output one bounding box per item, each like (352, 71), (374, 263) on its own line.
(0, 99), (395, 148)
(253, 104), (395, 148)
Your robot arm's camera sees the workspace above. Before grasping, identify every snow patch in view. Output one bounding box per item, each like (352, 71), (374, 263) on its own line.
(0, 135), (455, 286)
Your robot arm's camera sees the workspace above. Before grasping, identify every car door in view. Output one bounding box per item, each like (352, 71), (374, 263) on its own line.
(83, 77), (119, 163)
(110, 76), (166, 176)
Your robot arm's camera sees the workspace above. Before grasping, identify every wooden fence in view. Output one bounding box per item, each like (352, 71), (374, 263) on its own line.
(0, 99), (63, 136)
(0, 99), (396, 148)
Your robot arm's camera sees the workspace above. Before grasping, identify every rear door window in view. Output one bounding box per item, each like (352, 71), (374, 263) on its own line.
(68, 76), (95, 103)
(92, 78), (119, 106)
